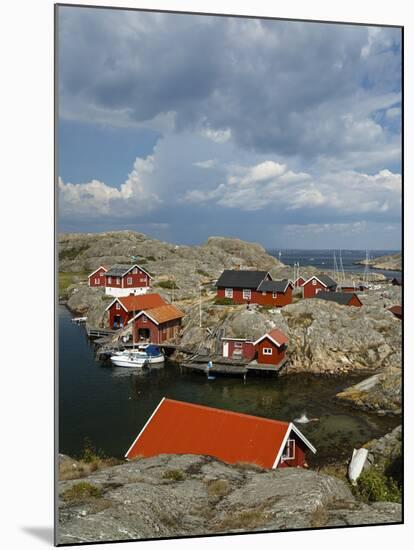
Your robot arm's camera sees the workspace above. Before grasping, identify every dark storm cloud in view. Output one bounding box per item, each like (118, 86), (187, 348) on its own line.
(58, 7), (401, 158)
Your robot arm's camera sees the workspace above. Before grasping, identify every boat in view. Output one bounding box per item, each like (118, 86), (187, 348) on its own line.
(110, 344), (165, 368)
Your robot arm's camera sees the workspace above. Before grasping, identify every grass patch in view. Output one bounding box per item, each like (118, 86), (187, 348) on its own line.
(207, 479), (231, 498)
(58, 271), (89, 295)
(214, 297), (234, 306)
(59, 245), (90, 261)
(162, 469), (186, 481)
(215, 506), (268, 532)
(62, 482), (103, 503)
(156, 280), (179, 289)
(258, 305), (274, 313)
(354, 467), (402, 503)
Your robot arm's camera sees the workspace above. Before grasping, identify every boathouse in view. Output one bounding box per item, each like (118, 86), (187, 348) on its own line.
(129, 304), (184, 344)
(215, 269), (293, 307)
(221, 337), (256, 360)
(104, 264), (152, 297)
(125, 398), (316, 468)
(253, 328), (288, 366)
(312, 291), (363, 307)
(105, 293), (167, 329)
(302, 274), (337, 299)
(88, 265), (108, 287)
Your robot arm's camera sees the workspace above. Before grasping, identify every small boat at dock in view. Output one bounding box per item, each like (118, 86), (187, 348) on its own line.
(110, 344), (165, 368)
(71, 316), (87, 324)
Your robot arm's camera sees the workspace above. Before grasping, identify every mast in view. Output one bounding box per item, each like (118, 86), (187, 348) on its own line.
(333, 251), (339, 281)
(339, 249), (345, 283)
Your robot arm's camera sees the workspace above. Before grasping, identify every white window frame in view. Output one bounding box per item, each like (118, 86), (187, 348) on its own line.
(142, 316), (147, 323)
(225, 288), (233, 298)
(116, 303), (121, 310)
(262, 291), (266, 296)
(312, 279), (317, 286)
(282, 439), (296, 460)
(95, 278), (100, 284)
(116, 277), (121, 284)
(140, 277), (147, 282)
(272, 291), (277, 298)
(127, 277), (133, 285)
(108, 277), (112, 284)
(263, 347), (273, 355)
(243, 289), (251, 300)
(234, 341), (243, 349)
(316, 288), (322, 295)
(133, 267), (138, 274)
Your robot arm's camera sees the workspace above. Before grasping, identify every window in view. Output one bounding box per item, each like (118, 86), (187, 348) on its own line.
(116, 277), (121, 284)
(312, 279), (317, 286)
(272, 291), (277, 298)
(316, 288), (321, 295)
(142, 316), (147, 323)
(263, 347), (273, 355)
(108, 277), (112, 284)
(133, 268), (138, 274)
(95, 278), (100, 284)
(282, 439), (296, 460)
(127, 277), (133, 285)
(116, 303), (121, 310)
(243, 289), (251, 300)
(262, 291), (266, 296)
(140, 277), (147, 282)
(225, 288), (233, 298)
(234, 341), (243, 349)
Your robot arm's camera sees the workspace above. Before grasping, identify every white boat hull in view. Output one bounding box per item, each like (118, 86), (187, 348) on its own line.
(110, 353), (165, 368)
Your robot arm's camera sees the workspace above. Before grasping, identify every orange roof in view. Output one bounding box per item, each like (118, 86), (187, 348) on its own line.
(143, 304), (184, 324)
(125, 398), (315, 468)
(118, 294), (167, 312)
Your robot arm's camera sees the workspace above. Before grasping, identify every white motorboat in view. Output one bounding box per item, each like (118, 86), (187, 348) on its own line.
(110, 344), (165, 368)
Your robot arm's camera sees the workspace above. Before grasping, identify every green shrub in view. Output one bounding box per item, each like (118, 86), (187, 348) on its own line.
(355, 468), (402, 503)
(214, 297), (234, 305)
(62, 482), (103, 502)
(59, 245), (90, 261)
(162, 469), (186, 481)
(145, 255), (156, 261)
(207, 479), (231, 497)
(196, 269), (211, 277)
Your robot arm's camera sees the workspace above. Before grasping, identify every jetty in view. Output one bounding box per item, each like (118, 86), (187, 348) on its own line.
(180, 354), (288, 378)
(86, 326), (119, 339)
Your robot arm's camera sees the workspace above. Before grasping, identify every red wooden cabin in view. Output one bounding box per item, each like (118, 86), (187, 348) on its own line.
(302, 274), (337, 299)
(125, 398), (316, 469)
(253, 328), (288, 366)
(130, 305), (184, 344)
(104, 263), (152, 297)
(105, 293), (167, 329)
(216, 270), (293, 307)
(221, 338), (256, 360)
(293, 276), (306, 287)
(88, 265), (108, 287)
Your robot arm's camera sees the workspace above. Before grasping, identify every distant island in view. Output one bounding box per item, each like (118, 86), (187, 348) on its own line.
(354, 252), (401, 272)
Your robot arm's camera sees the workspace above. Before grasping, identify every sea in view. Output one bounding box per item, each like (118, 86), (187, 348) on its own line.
(267, 249), (401, 280)
(58, 305), (399, 466)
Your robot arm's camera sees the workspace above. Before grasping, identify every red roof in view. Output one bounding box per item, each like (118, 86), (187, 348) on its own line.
(253, 328), (288, 347)
(125, 398), (314, 468)
(388, 305), (402, 318)
(118, 294), (167, 312)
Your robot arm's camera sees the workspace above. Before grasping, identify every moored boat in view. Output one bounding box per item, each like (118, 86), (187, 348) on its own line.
(110, 344), (164, 368)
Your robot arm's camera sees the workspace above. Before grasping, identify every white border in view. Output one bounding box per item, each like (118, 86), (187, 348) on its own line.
(125, 397), (166, 459)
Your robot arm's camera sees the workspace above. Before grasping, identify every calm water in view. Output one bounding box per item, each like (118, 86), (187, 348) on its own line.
(59, 306), (399, 466)
(268, 249), (401, 280)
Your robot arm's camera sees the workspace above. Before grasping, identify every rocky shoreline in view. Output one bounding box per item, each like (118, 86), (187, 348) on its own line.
(354, 252), (401, 272)
(57, 451), (401, 544)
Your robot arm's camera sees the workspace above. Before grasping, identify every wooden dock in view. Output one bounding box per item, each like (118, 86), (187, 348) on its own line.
(86, 326), (119, 339)
(181, 355), (288, 377)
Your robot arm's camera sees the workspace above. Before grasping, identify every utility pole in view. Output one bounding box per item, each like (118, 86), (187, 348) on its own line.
(199, 286), (202, 328)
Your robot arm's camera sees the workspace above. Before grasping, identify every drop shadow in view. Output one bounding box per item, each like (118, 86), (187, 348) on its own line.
(21, 526), (54, 544)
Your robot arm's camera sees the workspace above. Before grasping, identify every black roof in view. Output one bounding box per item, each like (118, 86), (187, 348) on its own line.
(314, 274), (337, 288)
(257, 279), (291, 293)
(215, 270), (269, 289)
(311, 291), (359, 305)
(105, 264), (134, 277)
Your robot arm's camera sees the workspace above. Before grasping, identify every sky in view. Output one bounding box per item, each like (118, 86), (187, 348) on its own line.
(57, 6), (402, 250)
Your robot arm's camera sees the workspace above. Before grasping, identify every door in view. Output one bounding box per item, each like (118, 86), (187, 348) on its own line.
(223, 341), (229, 357)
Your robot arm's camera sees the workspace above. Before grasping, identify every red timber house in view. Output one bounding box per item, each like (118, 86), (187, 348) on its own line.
(302, 274), (337, 299)
(293, 276), (306, 288)
(128, 304), (185, 344)
(216, 269), (293, 307)
(253, 328), (288, 366)
(105, 293), (167, 329)
(312, 291), (363, 307)
(88, 265), (108, 287)
(125, 398), (316, 469)
(221, 338), (256, 361)
(103, 264), (152, 297)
